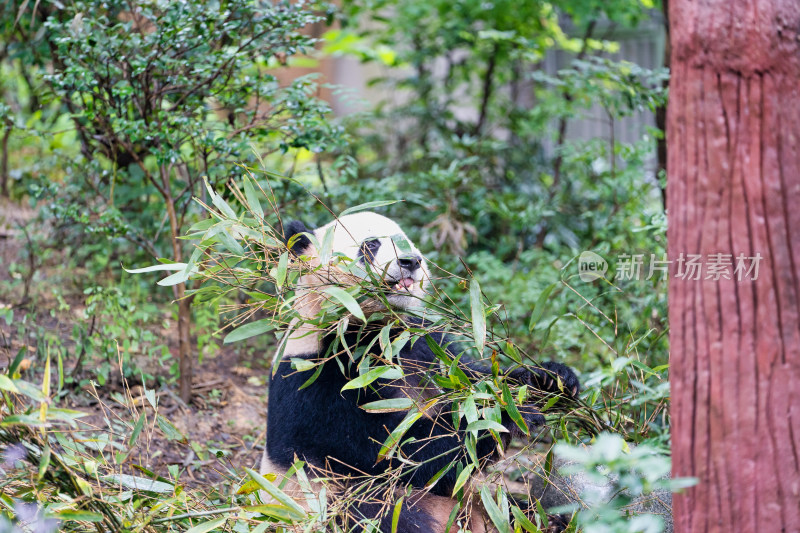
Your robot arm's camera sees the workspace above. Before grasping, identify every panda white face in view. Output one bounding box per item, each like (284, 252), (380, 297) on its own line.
(312, 212), (429, 310)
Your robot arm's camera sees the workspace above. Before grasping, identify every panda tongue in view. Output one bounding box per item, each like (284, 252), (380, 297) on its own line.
(396, 277), (414, 289)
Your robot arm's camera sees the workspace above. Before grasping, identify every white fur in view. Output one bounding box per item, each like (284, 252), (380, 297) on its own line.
(310, 212), (430, 310)
(278, 212), (429, 358)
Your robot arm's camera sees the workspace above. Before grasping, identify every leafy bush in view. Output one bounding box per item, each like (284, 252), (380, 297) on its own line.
(3, 0), (349, 399)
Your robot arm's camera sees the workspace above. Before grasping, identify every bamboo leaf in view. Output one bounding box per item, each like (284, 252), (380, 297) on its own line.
(340, 200), (399, 216)
(480, 486), (512, 533)
(123, 262), (187, 274)
(535, 499), (549, 530)
(244, 468), (306, 521)
(425, 462), (455, 489)
(185, 516), (228, 533)
(324, 286), (366, 322)
(129, 413), (145, 447)
(223, 319), (275, 344)
(242, 175), (264, 219)
(451, 463), (475, 497)
(466, 420), (509, 433)
(56, 510), (105, 523)
(378, 409), (422, 460)
(276, 251), (288, 289)
(342, 366), (403, 391)
(528, 283), (557, 331)
(291, 358), (317, 372)
(0, 375), (19, 393)
(157, 268), (198, 286)
(360, 398), (414, 413)
(501, 382), (529, 435)
(103, 474), (174, 494)
(156, 415), (186, 443)
(470, 279), (486, 353)
(540, 395), (560, 413)
(391, 497), (404, 533)
(298, 364), (324, 390)
(216, 229), (245, 256)
(511, 506), (542, 533)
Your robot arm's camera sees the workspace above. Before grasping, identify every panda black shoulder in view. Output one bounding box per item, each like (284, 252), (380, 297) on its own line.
(284, 219), (312, 255)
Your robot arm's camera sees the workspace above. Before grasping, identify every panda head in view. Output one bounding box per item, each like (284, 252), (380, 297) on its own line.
(284, 212), (429, 311)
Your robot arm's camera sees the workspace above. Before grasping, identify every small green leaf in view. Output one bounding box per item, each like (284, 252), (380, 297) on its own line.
(291, 358), (317, 372)
(543, 449), (554, 491)
(298, 364), (324, 390)
(480, 486), (512, 533)
(511, 506), (542, 533)
(502, 382), (528, 435)
(8, 347), (26, 376)
(340, 200), (400, 216)
(324, 286), (366, 321)
(378, 409), (422, 460)
(129, 413), (145, 447)
(244, 468), (306, 521)
(0, 375), (19, 393)
(103, 474), (174, 494)
(391, 496), (404, 533)
(341, 366), (403, 391)
(56, 510), (105, 523)
(13, 380), (46, 402)
(156, 415), (186, 443)
(504, 342), (522, 364)
(157, 269), (197, 287)
(243, 175), (264, 219)
(451, 463), (475, 497)
(360, 398), (414, 413)
(216, 229), (245, 256)
(535, 499), (549, 530)
(224, 319), (276, 344)
(528, 283), (557, 331)
(123, 262), (187, 274)
(462, 395), (479, 424)
(236, 479), (263, 495)
(207, 179), (238, 220)
(540, 395), (560, 413)
(38, 445), (50, 480)
(425, 335), (453, 364)
(276, 252), (289, 289)
(469, 279), (486, 353)
(425, 462), (455, 489)
(185, 516), (228, 533)
(466, 420), (509, 433)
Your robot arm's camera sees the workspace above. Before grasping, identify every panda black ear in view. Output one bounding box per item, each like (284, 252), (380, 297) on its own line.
(284, 220), (312, 255)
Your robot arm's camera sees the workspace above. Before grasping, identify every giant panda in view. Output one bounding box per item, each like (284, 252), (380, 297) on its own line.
(261, 212), (580, 532)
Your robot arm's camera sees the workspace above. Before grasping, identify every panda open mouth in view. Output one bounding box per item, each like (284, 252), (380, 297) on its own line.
(390, 277), (416, 291)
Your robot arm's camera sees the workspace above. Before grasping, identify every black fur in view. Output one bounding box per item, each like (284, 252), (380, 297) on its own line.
(266, 321), (579, 531)
(284, 219), (311, 255)
(346, 498), (438, 533)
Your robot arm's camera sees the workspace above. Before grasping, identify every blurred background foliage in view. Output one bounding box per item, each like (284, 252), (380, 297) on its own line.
(0, 0), (672, 530)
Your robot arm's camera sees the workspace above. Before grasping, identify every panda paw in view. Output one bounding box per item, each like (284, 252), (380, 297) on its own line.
(546, 513), (574, 532)
(517, 404), (546, 429)
(528, 361), (580, 398)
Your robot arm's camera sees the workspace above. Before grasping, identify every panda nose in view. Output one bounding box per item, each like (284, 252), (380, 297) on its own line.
(397, 256), (421, 272)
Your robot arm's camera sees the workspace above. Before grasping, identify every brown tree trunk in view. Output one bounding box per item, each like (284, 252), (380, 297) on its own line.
(161, 165), (193, 403)
(1, 126), (10, 197)
(176, 288), (192, 403)
(668, 1), (800, 532)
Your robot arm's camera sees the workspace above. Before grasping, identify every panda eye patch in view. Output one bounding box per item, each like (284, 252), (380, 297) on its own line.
(359, 238), (381, 261)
